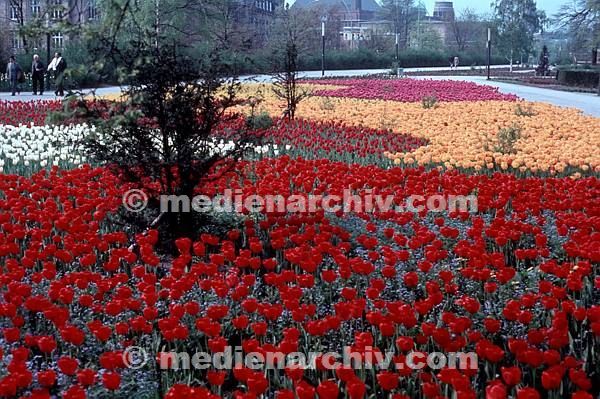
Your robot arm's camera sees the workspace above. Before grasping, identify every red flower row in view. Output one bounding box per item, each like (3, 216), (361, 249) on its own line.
(308, 79), (519, 102)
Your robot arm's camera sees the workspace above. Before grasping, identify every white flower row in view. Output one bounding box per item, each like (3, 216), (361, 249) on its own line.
(208, 139), (290, 157)
(0, 123), (291, 173)
(0, 124), (95, 172)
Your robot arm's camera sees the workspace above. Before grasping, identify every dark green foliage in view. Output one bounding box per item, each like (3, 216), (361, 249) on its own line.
(246, 112), (274, 131)
(297, 49), (506, 71)
(421, 95), (438, 109)
(493, 0), (547, 63)
(58, 0), (261, 245)
(557, 67), (600, 87)
(536, 45), (550, 76)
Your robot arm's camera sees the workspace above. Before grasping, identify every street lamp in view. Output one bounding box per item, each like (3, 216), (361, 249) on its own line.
(46, 16), (51, 88)
(45, 14), (51, 65)
(395, 31), (399, 62)
(321, 15), (327, 77)
(486, 28), (492, 80)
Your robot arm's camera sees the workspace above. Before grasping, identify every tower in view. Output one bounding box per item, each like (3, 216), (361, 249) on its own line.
(354, 0), (362, 20)
(433, 1), (455, 21)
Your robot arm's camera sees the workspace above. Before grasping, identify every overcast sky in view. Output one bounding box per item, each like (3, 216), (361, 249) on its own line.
(284, 0), (567, 18)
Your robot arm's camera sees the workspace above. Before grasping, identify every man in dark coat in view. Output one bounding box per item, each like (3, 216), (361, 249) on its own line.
(31, 54), (45, 95)
(5, 56), (22, 96)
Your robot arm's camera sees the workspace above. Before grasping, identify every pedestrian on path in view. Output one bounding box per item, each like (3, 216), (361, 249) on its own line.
(31, 54), (45, 96)
(6, 56), (23, 96)
(48, 52), (67, 96)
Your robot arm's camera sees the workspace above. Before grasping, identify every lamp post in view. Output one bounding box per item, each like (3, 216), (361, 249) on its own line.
(321, 15), (327, 77)
(45, 17), (51, 89)
(155, 0), (160, 51)
(486, 28), (491, 80)
(395, 32), (399, 62)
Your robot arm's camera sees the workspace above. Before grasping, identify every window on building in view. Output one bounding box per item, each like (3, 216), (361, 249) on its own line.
(87, 0), (99, 20)
(31, 0), (41, 17)
(51, 0), (64, 19)
(52, 32), (64, 49)
(11, 33), (22, 49)
(10, 4), (20, 21)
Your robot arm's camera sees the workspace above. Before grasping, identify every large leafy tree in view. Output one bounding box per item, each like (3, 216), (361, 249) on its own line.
(557, 0), (600, 57)
(378, 0), (418, 49)
(451, 8), (487, 52)
(493, 0), (547, 70)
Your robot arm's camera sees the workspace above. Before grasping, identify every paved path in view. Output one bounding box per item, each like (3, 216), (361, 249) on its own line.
(412, 75), (600, 117)
(0, 66), (511, 102)
(243, 64), (512, 81)
(0, 86), (121, 102)
(2, 66), (598, 117)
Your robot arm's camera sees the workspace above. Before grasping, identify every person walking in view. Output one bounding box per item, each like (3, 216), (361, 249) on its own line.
(6, 56), (23, 96)
(31, 54), (45, 95)
(48, 52), (67, 96)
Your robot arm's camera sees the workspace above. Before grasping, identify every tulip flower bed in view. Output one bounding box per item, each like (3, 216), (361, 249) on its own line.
(0, 101), (62, 127)
(308, 79), (518, 103)
(0, 154), (599, 399)
(239, 85), (600, 176)
(221, 118), (427, 165)
(1, 79), (599, 399)
(0, 108), (428, 174)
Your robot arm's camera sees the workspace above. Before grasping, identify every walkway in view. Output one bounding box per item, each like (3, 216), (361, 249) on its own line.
(1, 67), (598, 117)
(412, 75), (600, 117)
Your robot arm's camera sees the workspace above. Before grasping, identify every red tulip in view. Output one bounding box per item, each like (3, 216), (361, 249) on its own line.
(57, 357), (79, 376)
(37, 370), (57, 387)
(102, 372), (121, 390)
(317, 380), (339, 399)
(516, 387), (541, 399)
(376, 371), (399, 391)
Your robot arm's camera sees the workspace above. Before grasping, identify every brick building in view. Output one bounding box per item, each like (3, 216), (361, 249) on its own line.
(1, 0), (282, 60)
(0, 0), (99, 52)
(292, 0), (383, 49)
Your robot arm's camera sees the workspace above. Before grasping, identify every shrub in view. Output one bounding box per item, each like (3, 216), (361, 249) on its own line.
(319, 97), (336, 111)
(514, 103), (537, 117)
(495, 124), (522, 154)
(421, 95), (438, 109)
(556, 68), (600, 88)
(246, 111), (274, 130)
(295, 49), (505, 72)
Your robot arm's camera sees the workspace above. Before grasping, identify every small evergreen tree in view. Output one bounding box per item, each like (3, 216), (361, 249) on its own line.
(536, 45), (550, 76)
(70, 0), (259, 244)
(271, 6), (311, 120)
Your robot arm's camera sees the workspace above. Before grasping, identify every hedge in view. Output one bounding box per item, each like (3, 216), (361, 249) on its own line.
(296, 49), (506, 71)
(557, 68), (600, 88)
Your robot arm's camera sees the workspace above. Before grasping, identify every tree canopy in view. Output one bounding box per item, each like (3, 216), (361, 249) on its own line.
(493, 0), (547, 64)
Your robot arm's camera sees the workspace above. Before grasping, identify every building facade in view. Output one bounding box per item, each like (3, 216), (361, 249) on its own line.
(235, 0), (284, 44)
(419, 1), (455, 47)
(0, 0), (99, 60)
(292, 0), (382, 49)
(1, 0), (282, 60)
